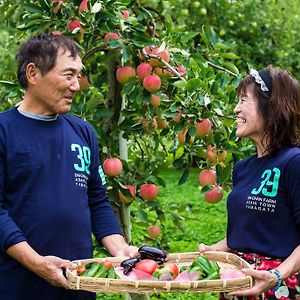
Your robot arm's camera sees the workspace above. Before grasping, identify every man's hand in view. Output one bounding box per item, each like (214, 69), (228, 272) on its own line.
(7, 241), (74, 289)
(34, 255), (74, 289)
(101, 234), (138, 258)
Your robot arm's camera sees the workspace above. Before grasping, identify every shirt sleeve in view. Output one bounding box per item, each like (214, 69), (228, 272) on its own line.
(86, 125), (122, 242)
(284, 153), (300, 225)
(0, 137), (26, 253)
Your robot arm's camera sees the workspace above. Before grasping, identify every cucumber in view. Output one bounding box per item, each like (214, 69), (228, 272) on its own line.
(82, 262), (102, 277)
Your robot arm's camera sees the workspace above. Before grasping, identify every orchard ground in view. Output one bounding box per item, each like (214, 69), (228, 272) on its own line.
(96, 167), (227, 300)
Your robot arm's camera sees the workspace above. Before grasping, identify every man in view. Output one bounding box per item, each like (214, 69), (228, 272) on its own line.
(0, 33), (136, 300)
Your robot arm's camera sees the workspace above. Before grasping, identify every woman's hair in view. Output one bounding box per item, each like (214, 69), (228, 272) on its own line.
(237, 67), (300, 155)
(16, 33), (81, 89)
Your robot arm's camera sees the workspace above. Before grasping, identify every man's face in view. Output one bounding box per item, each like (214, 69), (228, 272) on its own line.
(31, 48), (82, 115)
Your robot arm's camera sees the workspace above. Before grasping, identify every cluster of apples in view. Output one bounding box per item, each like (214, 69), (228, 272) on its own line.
(102, 157), (159, 203)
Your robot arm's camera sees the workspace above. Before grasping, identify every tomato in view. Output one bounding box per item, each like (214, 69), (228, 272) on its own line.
(154, 262), (180, 279)
(102, 260), (113, 270)
(76, 265), (86, 275)
(134, 259), (158, 275)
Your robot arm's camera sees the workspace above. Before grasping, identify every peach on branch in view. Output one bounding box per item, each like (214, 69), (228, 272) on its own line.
(218, 150), (228, 162)
(137, 63), (152, 80)
(204, 185), (224, 204)
(104, 32), (121, 44)
(147, 225), (161, 238)
(116, 66), (136, 84)
(143, 74), (161, 93)
(154, 67), (172, 78)
(195, 118), (212, 137)
(198, 169), (216, 186)
(140, 183), (159, 200)
(103, 158), (123, 176)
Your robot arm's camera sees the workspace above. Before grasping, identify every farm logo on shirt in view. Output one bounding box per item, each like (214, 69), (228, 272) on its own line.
(71, 143), (106, 187)
(245, 167), (281, 213)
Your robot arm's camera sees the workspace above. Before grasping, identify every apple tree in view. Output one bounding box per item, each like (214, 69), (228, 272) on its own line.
(0, 0), (243, 250)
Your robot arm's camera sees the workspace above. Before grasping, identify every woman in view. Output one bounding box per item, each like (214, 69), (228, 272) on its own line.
(199, 68), (300, 299)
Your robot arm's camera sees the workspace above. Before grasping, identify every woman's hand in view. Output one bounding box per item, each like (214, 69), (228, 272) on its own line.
(228, 268), (279, 297)
(198, 237), (230, 253)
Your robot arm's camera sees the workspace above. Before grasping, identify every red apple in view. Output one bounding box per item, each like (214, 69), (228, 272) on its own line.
(67, 20), (82, 32)
(206, 145), (217, 164)
(195, 118), (212, 137)
(204, 185), (224, 204)
(79, 76), (90, 90)
(143, 74), (161, 93)
(137, 63), (152, 80)
(119, 185), (137, 204)
(176, 66), (186, 74)
(149, 47), (170, 67)
(178, 128), (194, 145)
(150, 95), (160, 107)
(147, 225), (161, 238)
(154, 262), (179, 279)
(154, 67), (172, 77)
(104, 32), (121, 44)
(121, 10), (129, 19)
(140, 183), (158, 200)
(116, 66), (136, 84)
(79, 0), (89, 12)
(218, 150), (228, 162)
(52, 0), (63, 13)
(156, 116), (167, 129)
(198, 169), (216, 186)
(103, 158), (123, 176)
(172, 109), (182, 123)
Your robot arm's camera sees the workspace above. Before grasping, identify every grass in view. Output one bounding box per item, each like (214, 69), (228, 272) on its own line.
(96, 167), (228, 300)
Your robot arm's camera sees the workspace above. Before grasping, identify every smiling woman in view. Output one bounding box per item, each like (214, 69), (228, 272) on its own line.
(199, 67), (300, 300)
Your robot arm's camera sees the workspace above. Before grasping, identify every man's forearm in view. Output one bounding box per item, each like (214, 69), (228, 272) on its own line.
(6, 241), (44, 272)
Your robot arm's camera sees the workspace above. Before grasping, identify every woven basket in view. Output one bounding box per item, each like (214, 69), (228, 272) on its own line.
(66, 251), (253, 294)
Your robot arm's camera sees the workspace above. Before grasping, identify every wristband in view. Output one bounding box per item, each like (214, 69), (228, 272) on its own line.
(268, 269), (282, 292)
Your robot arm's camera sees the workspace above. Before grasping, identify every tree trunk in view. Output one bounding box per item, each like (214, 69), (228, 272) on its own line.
(106, 51), (149, 300)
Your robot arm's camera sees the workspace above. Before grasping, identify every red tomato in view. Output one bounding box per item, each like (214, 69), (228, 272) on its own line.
(76, 265), (86, 275)
(102, 260), (113, 270)
(134, 259), (158, 275)
(155, 262), (179, 279)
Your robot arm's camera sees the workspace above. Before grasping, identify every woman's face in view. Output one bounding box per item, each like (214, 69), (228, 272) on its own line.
(234, 84), (265, 144)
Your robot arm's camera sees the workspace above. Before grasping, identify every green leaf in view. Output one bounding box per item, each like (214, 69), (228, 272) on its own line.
(221, 53), (240, 60)
(173, 80), (187, 89)
(173, 158), (185, 168)
(137, 205), (148, 222)
(181, 32), (199, 44)
(97, 108), (114, 118)
(23, 3), (44, 13)
(186, 78), (201, 93)
(178, 168), (189, 185)
(122, 45), (131, 62)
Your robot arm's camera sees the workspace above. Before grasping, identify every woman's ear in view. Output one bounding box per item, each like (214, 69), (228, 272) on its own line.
(26, 63), (39, 86)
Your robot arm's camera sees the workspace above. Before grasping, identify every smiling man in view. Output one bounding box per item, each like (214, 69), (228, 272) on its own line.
(0, 33), (137, 300)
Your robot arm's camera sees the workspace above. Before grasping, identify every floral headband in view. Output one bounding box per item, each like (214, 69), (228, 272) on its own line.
(249, 69), (272, 93)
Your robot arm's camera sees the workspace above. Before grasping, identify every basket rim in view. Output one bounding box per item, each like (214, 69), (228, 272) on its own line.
(66, 251), (253, 293)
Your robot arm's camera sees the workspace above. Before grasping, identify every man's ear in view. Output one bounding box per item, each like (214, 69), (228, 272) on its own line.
(26, 63), (39, 85)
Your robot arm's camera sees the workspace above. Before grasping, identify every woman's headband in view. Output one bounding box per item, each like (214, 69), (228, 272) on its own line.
(249, 69), (272, 93)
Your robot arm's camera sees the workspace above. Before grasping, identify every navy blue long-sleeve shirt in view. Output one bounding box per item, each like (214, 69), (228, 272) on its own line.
(0, 107), (122, 300)
(227, 147), (300, 259)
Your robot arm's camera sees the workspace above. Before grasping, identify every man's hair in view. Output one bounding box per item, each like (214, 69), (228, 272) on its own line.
(16, 33), (81, 89)
(237, 67), (300, 155)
